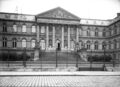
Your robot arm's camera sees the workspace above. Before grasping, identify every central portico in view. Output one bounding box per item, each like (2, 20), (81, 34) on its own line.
(36, 7), (80, 51)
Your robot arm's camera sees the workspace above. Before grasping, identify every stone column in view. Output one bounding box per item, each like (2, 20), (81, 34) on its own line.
(34, 25), (39, 61)
(37, 25), (40, 42)
(76, 26), (79, 42)
(53, 25), (55, 49)
(62, 26), (64, 50)
(46, 25), (49, 50)
(68, 26), (70, 50)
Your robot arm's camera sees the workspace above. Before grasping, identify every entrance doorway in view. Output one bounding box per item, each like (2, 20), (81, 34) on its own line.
(56, 40), (61, 51)
(57, 43), (61, 50)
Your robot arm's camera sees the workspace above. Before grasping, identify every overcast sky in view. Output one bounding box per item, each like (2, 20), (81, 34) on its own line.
(0, 0), (120, 20)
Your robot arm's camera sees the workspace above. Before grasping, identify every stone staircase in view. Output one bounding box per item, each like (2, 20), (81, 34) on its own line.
(39, 51), (84, 62)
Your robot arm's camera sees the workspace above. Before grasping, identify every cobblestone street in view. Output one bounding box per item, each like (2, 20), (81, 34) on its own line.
(0, 75), (120, 87)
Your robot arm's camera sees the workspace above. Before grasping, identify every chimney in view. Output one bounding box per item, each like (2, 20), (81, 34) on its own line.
(117, 13), (120, 17)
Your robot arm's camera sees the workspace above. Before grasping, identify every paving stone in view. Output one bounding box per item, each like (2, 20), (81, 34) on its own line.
(0, 75), (120, 87)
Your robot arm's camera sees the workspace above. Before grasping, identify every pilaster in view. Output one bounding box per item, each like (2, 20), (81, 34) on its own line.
(37, 25), (39, 42)
(62, 26), (64, 49)
(46, 25), (49, 50)
(53, 25), (55, 49)
(68, 26), (70, 50)
(76, 26), (79, 42)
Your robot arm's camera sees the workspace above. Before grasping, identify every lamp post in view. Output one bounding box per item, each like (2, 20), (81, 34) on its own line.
(76, 42), (79, 68)
(90, 41), (93, 71)
(103, 42), (106, 70)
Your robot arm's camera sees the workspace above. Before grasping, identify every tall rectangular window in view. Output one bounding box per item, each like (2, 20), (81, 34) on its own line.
(94, 41), (98, 50)
(41, 26), (45, 33)
(22, 39), (26, 48)
(3, 37), (7, 47)
(103, 31), (106, 37)
(31, 40), (35, 48)
(3, 23), (7, 32)
(13, 25), (17, 32)
(95, 31), (98, 36)
(12, 38), (17, 48)
(22, 25), (26, 32)
(32, 26), (36, 33)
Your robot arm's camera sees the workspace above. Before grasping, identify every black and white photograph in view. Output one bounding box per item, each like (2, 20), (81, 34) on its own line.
(0, 0), (120, 87)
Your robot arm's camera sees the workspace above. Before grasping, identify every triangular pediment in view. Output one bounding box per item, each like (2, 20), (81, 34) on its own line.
(37, 7), (80, 20)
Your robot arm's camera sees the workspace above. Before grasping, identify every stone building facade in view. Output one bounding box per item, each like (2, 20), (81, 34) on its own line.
(0, 7), (120, 60)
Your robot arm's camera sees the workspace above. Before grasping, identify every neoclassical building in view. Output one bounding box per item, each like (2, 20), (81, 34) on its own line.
(0, 7), (120, 60)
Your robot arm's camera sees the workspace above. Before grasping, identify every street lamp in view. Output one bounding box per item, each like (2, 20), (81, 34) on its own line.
(75, 42), (79, 68)
(90, 41), (93, 71)
(103, 42), (106, 70)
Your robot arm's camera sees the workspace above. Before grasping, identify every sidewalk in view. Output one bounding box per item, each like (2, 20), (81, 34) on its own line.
(0, 71), (120, 76)
(0, 73), (120, 87)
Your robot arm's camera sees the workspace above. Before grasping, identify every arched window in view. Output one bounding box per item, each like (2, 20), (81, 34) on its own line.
(31, 39), (36, 48)
(3, 37), (7, 47)
(102, 41), (106, 50)
(22, 25), (26, 32)
(94, 41), (99, 50)
(31, 26), (36, 33)
(86, 40), (91, 50)
(22, 39), (26, 48)
(13, 24), (17, 32)
(3, 23), (7, 32)
(87, 27), (90, 36)
(95, 28), (98, 36)
(12, 38), (17, 48)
